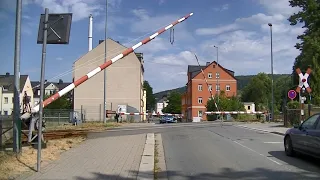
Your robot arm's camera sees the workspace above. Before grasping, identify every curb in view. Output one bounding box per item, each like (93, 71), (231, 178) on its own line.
(137, 133), (155, 180)
(237, 125), (285, 136)
(155, 134), (168, 180)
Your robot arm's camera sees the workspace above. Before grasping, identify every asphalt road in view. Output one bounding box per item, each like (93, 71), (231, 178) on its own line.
(162, 124), (320, 180)
(88, 122), (320, 180)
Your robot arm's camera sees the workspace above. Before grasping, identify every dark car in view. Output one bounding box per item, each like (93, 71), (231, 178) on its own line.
(159, 115), (177, 124)
(284, 113), (320, 158)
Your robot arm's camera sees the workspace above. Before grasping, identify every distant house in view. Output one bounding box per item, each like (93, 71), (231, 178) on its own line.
(155, 96), (169, 114)
(243, 102), (255, 113)
(31, 79), (72, 107)
(0, 73), (33, 115)
(181, 61), (237, 121)
(73, 38), (145, 121)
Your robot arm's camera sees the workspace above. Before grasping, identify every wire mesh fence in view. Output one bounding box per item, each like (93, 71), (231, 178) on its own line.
(0, 115), (13, 146)
(283, 105), (320, 127)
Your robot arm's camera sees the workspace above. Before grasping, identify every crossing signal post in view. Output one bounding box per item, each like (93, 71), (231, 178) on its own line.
(295, 68), (312, 123)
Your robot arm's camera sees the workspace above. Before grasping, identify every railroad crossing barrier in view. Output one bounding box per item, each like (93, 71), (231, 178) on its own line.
(20, 12), (194, 143)
(205, 111), (265, 114)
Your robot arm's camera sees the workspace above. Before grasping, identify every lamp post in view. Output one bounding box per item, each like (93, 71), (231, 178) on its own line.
(268, 23), (274, 122)
(214, 45), (219, 103)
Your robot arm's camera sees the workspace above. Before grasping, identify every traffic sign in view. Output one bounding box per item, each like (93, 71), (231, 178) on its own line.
(288, 90), (297, 100)
(296, 68), (312, 93)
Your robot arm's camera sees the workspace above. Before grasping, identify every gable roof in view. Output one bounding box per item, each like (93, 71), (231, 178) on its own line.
(0, 74), (28, 93)
(187, 61), (236, 80)
(31, 81), (72, 98)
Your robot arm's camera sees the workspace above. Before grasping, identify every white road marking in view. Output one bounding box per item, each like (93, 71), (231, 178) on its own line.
(263, 142), (282, 144)
(236, 125), (284, 137)
(233, 140), (283, 166)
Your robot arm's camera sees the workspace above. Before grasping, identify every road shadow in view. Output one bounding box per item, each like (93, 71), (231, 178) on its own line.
(269, 151), (320, 174)
(74, 167), (320, 180)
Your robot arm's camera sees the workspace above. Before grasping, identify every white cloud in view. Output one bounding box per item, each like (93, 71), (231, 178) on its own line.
(158, 0), (165, 5)
(193, 0), (305, 77)
(29, 0), (122, 22)
(213, 4), (229, 12)
(129, 9), (195, 43)
(195, 23), (240, 35)
(144, 50), (206, 92)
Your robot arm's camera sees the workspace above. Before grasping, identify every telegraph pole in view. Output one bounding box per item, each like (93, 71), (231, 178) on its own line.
(13, 0), (22, 154)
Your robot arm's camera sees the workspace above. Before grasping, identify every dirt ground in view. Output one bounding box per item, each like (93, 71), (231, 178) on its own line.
(0, 136), (86, 180)
(46, 121), (122, 131)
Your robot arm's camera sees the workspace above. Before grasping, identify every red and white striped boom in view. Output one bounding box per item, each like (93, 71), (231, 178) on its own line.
(30, 12), (194, 114)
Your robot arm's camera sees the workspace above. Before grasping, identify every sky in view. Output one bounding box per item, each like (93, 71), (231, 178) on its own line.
(0, 0), (303, 93)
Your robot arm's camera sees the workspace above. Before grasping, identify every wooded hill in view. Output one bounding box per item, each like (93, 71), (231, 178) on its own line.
(153, 74), (290, 100)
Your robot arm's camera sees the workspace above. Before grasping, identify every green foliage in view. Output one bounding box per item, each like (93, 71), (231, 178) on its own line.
(241, 73), (271, 111)
(288, 0), (320, 105)
(206, 91), (245, 121)
(162, 91), (182, 114)
(143, 80), (156, 111)
(287, 101), (300, 109)
(45, 94), (72, 109)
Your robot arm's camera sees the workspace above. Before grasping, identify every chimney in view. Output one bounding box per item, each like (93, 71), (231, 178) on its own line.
(88, 14), (93, 51)
(206, 62), (210, 66)
(5, 72), (10, 76)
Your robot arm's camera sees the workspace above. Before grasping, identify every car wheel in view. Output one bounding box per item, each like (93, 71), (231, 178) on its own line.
(284, 135), (295, 157)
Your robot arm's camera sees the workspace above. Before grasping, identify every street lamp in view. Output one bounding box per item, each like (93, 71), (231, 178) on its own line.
(214, 45), (219, 102)
(268, 23), (274, 122)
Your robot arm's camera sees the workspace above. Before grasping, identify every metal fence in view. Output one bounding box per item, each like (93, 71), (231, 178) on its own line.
(283, 105), (320, 127)
(0, 115), (14, 145)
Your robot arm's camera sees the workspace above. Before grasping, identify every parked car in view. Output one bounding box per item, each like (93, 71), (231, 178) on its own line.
(159, 115), (177, 124)
(284, 113), (320, 158)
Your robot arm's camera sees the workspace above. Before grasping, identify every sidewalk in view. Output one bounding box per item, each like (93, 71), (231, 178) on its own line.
(17, 133), (146, 180)
(236, 122), (290, 135)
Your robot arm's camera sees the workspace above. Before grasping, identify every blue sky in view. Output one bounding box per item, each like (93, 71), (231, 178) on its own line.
(0, 0), (303, 92)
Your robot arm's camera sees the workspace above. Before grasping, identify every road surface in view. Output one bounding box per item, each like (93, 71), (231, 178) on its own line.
(89, 122), (320, 180)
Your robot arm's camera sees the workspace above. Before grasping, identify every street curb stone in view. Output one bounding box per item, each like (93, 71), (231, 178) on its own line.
(137, 133), (155, 180)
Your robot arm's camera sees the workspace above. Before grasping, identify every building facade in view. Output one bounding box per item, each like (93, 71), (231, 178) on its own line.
(182, 61), (237, 121)
(0, 73), (33, 115)
(31, 80), (72, 106)
(73, 38), (145, 121)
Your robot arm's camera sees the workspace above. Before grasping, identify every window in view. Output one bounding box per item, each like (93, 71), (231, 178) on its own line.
(248, 106), (251, 110)
(216, 84), (220, 91)
(50, 90), (55, 95)
(4, 97), (8, 104)
(208, 73), (212, 79)
(226, 85), (231, 91)
(4, 111), (8, 115)
(301, 114), (319, 130)
(213, 65), (215, 68)
(208, 84), (212, 91)
(198, 110), (203, 117)
(12, 97), (14, 103)
(198, 97), (203, 104)
(198, 84), (202, 91)
(216, 72), (220, 79)
(37, 90), (40, 96)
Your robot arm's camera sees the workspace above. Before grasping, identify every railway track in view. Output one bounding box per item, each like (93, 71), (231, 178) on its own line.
(21, 129), (90, 142)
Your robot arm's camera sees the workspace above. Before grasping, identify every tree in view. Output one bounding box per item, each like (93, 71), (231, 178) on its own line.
(206, 91), (245, 120)
(143, 80), (156, 111)
(162, 91), (181, 114)
(45, 94), (72, 109)
(288, 0), (320, 105)
(241, 73), (271, 110)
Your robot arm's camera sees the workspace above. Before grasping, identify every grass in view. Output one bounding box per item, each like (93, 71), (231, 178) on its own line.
(154, 139), (161, 180)
(45, 121), (121, 131)
(0, 136), (85, 180)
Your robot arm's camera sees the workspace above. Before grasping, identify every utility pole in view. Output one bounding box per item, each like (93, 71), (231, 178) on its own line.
(103, 0), (108, 123)
(13, 0), (22, 154)
(268, 23), (274, 122)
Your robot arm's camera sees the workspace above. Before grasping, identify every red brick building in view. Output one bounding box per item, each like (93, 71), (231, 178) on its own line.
(181, 61), (237, 121)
